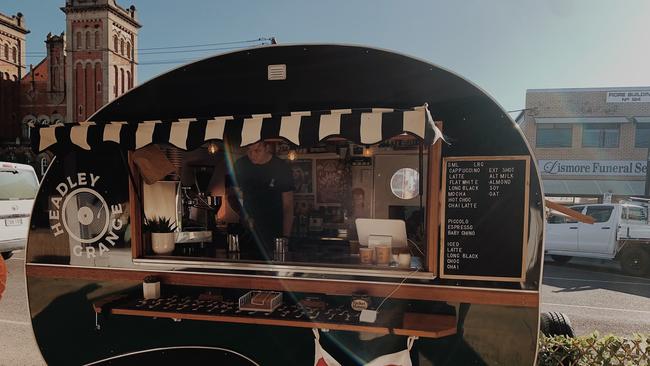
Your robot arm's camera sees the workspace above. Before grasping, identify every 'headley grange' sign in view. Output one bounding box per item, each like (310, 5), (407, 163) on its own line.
(539, 160), (647, 177)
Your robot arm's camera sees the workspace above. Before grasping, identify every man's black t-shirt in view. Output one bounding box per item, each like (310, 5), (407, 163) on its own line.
(234, 155), (294, 247)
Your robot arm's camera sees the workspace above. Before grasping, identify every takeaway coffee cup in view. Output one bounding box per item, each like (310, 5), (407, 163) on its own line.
(375, 245), (391, 265)
(398, 253), (412, 268)
(359, 247), (374, 264)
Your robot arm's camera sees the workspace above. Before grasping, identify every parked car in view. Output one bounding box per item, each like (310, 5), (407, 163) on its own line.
(545, 202), (650, 276)
(0, 162), (39, 259)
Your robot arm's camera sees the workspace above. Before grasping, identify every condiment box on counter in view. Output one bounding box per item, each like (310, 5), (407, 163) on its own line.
(239, 291), (283, 312)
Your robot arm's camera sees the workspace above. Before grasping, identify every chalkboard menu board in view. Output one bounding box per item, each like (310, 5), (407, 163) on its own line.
(440, 156), (530, 282)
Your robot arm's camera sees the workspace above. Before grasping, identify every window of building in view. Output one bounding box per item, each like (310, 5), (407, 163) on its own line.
(120, 39), (124, 55)
(126, 70), (132, 89)
(12, 47), (16, 63)
(126, 42), (131, 59)
(86, 32), (91, 49)
(121, 68), (125, 94)
(97, 81), (102, 93)
(3, 44), (8, 59)
(76, 32), (82, 49)
(536, 124), (572, 147)
(95, 31), (100, 49)
(582, 123), (619, 148)
(634, 123), (650, 148)
(114, 65), (118, 96)
(113, 35), (118, 52)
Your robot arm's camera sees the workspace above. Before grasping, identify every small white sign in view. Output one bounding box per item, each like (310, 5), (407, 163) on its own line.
(606, 90), (650, 103)
(539, 160), (647, 176)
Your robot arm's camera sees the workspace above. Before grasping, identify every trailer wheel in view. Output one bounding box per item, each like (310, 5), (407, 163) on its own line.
(550, 255), (571, 264)
(1, 252), (13, 260)
(540, 312), (575, 337)
(620, 247), (649, 277)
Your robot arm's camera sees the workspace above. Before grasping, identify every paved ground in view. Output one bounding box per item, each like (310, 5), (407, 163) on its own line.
(0, 252), (648, 365)
(542, 255), (650, 336)
(0, 251), (46, 366)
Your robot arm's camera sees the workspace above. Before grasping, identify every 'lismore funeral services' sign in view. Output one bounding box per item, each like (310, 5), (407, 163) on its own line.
(539, 160), (647, 176)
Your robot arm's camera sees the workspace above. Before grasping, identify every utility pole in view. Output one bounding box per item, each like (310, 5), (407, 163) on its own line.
(645, 146), (650, 197)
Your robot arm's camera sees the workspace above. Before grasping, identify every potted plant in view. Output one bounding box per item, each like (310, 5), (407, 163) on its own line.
(144, 216), (177, 255)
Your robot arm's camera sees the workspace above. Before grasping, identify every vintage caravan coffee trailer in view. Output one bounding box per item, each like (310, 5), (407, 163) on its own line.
(26, 44), (543, 365)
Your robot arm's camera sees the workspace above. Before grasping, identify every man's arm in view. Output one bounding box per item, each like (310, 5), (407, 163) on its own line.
(282, 191), (294, 237)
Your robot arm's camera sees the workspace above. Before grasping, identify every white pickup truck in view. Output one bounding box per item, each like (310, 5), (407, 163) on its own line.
(545, 202), (650, 276)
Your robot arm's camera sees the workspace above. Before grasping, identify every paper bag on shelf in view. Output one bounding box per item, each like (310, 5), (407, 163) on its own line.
(132, 145), (177, 185)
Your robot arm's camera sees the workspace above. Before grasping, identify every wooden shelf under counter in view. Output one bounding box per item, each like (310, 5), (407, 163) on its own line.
(93, 295), (457, 339)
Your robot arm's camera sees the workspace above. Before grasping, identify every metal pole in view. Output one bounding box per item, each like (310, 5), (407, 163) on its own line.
(645, 146), (650, 197)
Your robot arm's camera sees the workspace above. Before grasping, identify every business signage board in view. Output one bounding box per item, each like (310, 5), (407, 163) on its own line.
(606, 90), (650, 103)
(539, 160), (647, 176)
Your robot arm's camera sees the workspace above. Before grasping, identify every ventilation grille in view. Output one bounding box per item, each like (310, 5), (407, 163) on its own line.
(267, 64), (286, 80)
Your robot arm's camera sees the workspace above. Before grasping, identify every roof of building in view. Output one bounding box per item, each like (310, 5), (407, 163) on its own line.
(527, 86), (650, 93)
(0, 11), (30, 34)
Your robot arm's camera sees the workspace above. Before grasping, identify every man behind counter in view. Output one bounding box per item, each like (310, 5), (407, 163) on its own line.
(228, 141), (294, 254)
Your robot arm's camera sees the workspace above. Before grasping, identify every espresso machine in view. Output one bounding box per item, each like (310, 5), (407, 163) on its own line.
(176, 165), (222, 246)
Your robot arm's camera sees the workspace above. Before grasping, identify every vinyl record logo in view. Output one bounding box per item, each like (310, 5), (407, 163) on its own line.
(49, 173), (124, 257)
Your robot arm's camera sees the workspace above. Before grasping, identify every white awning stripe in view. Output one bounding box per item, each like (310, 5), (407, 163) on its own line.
(135, 121), (160, 149)
(319, 113), (341, 140)
(241, 116), (265, 146)
(280, 115), (302, 145)
(70, 122), (95, 150)
(403, 109), (426, 139)
(103, 122), (126, 143)
(33, 105), (442, 153)
(205, 116), (231, 141)
(169, 119), (194, 149)
(38, 125), (60, 152)
(360, 111), (383, 144)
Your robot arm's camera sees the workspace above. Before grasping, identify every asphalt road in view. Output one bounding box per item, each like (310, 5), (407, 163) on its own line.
(0, 252), (648, 365)
(541, 256), (650, 337)
(0, 251), (45, 366)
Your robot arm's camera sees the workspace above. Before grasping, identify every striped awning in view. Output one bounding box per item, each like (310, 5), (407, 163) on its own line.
(31, 105), (443, 153)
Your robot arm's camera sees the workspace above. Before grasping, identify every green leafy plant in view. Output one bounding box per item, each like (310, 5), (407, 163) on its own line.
(538, 332), (649, 366)
(143, 216), (177, 233)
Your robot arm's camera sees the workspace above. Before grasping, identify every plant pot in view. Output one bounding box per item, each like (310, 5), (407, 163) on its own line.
(151, 232), (176, 255)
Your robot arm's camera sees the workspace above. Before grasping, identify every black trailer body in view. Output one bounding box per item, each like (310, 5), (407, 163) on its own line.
(26, 44), (544, 365)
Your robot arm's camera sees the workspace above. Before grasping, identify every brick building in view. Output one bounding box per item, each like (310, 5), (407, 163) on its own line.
(0, 12), (28, 145)
(0, 0), (140, 176)
(520, 87), (650, 203)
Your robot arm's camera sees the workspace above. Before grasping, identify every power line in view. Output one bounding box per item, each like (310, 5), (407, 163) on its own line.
(24, 37), (273, 56)
(138, 43), (271, 55)
(138, 43), (269, 66)
(138, 37), (272, 51)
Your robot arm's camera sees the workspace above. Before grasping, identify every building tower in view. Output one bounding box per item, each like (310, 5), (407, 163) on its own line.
(62, 0), (140, 123)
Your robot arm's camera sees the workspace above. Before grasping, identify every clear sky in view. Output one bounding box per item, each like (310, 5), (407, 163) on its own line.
(4, 0), (650, 113)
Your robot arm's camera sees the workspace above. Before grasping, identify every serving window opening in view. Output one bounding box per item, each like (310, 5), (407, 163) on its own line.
(130, 136), (441, 276)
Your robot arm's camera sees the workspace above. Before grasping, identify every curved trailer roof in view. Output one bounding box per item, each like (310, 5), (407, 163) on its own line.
(25, 44), (544, 366)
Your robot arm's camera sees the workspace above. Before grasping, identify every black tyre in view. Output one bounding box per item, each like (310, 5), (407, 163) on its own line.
(620, 246), (649, 277)
(540, 311), (575, 337)
(1, 252), (13, 260)
(550, 255), (572, 264)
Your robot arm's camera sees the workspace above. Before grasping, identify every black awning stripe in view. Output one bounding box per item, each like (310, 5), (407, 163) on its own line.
(32, 105), (442, 153)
